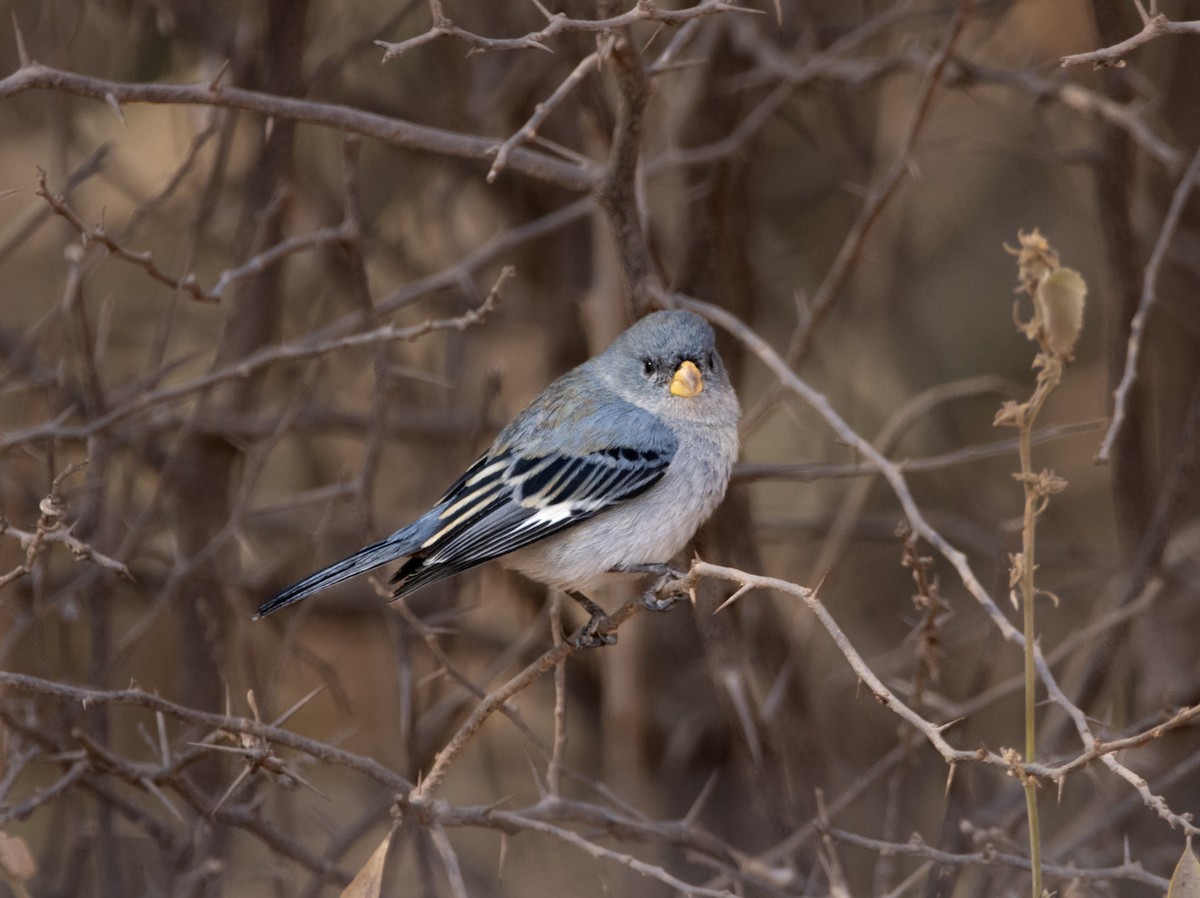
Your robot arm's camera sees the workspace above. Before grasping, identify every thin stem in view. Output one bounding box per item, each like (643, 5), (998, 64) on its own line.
(1017, 356), (1061, 898)
(1019, 416), (1041, 898)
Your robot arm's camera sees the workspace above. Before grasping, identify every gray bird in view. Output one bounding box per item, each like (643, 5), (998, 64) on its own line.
(255, 309), (740, 646)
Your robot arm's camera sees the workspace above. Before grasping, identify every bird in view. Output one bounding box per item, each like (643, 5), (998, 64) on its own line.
(255, 309), (740, 647)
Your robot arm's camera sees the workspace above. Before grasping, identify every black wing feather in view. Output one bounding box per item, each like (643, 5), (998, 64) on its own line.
(389, 444), (671, 599)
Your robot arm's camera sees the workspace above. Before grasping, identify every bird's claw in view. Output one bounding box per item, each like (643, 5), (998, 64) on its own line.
(639, 591), (684, 612)
(570, 613), (617, 648)
(640, 568), (690, 612)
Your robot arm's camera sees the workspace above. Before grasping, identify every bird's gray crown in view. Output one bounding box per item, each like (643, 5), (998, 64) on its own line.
(604, 310), (716, 361)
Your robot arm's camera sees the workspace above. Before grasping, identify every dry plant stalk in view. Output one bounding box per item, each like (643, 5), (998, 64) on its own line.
(995, 228), (1087, 898)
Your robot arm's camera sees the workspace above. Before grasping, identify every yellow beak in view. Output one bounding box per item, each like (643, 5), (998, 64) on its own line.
(669, 360), (704, 398)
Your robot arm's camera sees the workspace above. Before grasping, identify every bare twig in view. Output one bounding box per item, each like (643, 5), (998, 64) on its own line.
(1062, 14), (1200, 68)
(0, 273), (508, 453)
(0, 672), (412, 791)
(376, 0), (749, 60)
(0, 64), (595, 190)
(673, 293), (1200, 834)
(812, 373), (1011, 579)
(487, 40), (611, 183)
(739, 0), (971, 433)
(1096, 143), (1200, 463)
(411, 598), (643, 800)
(38, 168), (359, 302)
(821, 826), (1167, 890)
(732, 419), (1107, 482)
(0, 465), (131, 587)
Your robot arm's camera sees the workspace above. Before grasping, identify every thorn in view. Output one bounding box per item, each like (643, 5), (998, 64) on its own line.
(207, 59), (231, 92)
(272, 683), (326, 727)
(722, 670), (763, 767)
(105, 92), (127, 127)
(141, 776), (185, 822)
(281, 763), (330, 801)
(12, 12), (30, 69)
(212, 765), (251, 813)
(712, 582), (753, 614)
(682, 769), (719, 829)
(523, 750), (548, 799)
(156, 710), (170, 765)
(246, 689), (262, 724)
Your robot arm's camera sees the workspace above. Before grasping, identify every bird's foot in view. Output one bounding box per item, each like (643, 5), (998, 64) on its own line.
(566, 590), (617, 648)
(571, 611), (618, 648)
(626, 564), (691, 613)
(640, 590), (684, 613)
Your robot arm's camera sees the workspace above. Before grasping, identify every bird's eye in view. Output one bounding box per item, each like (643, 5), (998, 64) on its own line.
(642, 359), (655, 377)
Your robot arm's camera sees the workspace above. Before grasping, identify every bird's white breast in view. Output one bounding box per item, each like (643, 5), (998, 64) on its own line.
(503, 419), (738, 593)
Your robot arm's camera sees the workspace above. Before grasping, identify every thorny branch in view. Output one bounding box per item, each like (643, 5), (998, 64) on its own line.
(0, 64), (596, 191)
(1062, 11), (1200, 68)
(375, 0), (751, 60)
(0, 269), (510, 454)
(674, 293), (1200, 836)
(0, 464), (130, 589)
(37, 168), (354, 303)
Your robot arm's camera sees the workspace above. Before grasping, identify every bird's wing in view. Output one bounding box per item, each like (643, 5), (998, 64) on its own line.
(390, 402), (677, 598)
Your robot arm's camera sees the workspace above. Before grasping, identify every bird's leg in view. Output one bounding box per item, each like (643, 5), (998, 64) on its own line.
(609, 562), (689, 612)
(566, 590), (617, 648)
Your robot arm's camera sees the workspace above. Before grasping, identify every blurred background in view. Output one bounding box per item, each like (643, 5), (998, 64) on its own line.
(2, 0), (1200, 895)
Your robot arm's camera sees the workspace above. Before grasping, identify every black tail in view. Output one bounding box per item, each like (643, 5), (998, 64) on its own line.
(254, 536), (412, 619)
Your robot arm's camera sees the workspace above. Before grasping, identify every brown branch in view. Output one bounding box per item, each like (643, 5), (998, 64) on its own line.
(783, 0), (968, 368)
(653, 43), (1182, 177)
(812, 373), (1011, 580)
(0, 273), (508, 453)
(0, 64), (595, 191)
(820, 827), (1167, 890)
(376, 0), (750, 60)
(1062, 12), (1200, 68)
(36, 168), (212, 302)
(680, 561), (991, 767)
(487, 39), (611, 183)
(1043, 702), (1200, 779)
(671, 294), (1200, 833)
(0, 672), (412, 792)
(731, 419), (1107, 482)
(739, 0), (971, 433)
(945, 56), (1181, 172)
(596, 34), (657, 313)
(406, 796), (745, 898)
(0, 762), (89, 825)
(411, 598), (643, 800)
(38, 168), (365, 303)
(1096, 143), (1200, 463)
(0, 465), (131, 587)
(0, 142), (111, 266)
